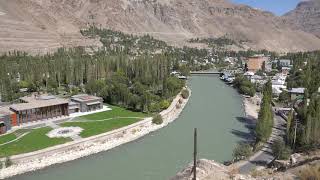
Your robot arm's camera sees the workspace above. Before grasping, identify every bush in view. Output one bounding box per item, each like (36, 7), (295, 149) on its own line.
(4, 157), (12, 168)
(152, 114), (163, 125)
(232, 143), (252, 161)
(271, 140), (292, 160)
(149, 103), (161, 113)
(159, 100), (170, 110)
(181, 89), (189, 99)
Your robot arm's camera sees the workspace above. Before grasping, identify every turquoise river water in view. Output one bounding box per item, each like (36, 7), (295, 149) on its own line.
(10, 75), (248, 180)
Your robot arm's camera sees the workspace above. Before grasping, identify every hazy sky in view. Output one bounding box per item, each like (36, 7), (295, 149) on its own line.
(231, 0), (301, 15)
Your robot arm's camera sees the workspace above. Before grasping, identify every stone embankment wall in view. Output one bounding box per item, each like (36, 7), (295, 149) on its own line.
(0, 88), (191, 179)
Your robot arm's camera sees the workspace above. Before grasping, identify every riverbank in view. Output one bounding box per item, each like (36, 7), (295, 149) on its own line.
(243, 95), (260, 121)
(0, 88), (191, 179)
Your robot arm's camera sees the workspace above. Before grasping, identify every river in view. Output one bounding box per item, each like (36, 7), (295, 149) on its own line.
(9, 75), (248, 180)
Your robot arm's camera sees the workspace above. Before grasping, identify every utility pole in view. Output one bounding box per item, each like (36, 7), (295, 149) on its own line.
(193, 128), (197, 180)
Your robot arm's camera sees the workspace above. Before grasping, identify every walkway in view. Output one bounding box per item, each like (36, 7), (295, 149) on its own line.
(0, 132), (29, 146)
(238, 107), (287, 173)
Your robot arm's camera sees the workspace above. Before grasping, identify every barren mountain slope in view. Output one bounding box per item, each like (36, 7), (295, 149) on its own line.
(283, 0), (320, 38)
(0, 0), (101, 54)
(1, 0), (320, 53)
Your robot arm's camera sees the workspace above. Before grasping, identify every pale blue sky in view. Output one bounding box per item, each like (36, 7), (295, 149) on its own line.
(231, 0), (301, 15)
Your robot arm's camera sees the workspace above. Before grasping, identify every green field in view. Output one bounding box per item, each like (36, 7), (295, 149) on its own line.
(0, 106), (148, 157)
(0, 133), (17, 145)
(62, 117), (142, 137)
(0, 127), (71, 158)
(76, 106), (147, 121)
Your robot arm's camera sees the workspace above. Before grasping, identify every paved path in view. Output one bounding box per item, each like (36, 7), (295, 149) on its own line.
(0, 132), (29, 146)
(238, 108), (287, 173)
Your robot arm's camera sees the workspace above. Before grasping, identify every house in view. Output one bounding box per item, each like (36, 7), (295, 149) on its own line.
(281, 67), (291, 76)
(246, 55), (269, 73)
(279, 59), (292, 68)
(272, 75), (287, 96)
(71, 94), (103, 112)
(288, 88), (305, 101)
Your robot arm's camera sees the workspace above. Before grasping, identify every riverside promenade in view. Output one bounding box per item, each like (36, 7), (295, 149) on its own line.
(0, 88), (191, 179)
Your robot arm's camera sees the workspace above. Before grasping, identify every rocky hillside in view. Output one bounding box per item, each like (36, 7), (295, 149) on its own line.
(1, 0), (320, 53)
(283, 0), (320, 38)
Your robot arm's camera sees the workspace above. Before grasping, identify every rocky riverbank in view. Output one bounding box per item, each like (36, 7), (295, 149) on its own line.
(0, 88), (191, 179)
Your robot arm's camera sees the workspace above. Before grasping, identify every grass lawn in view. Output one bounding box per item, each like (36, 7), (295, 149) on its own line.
(0, 133), (17, 145)
(76, 105), (147, 121)
(0, 127), (71, 158)
(61, 117), (142, 138)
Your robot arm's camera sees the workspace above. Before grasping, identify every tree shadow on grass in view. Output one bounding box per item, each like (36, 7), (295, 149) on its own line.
(231, 116), (257, 143)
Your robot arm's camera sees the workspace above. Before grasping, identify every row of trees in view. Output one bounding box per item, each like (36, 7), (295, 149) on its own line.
(283, 51), (320, 151)
(0, 48), (184, 113)
(255, 80), (273, 144)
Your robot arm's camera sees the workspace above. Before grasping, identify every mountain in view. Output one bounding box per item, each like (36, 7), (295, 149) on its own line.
(1, 0), (320, 54)
(283, 0), (320, 38)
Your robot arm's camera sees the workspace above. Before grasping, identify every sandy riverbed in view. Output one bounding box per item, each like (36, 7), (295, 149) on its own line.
(0, 88), (191, 179)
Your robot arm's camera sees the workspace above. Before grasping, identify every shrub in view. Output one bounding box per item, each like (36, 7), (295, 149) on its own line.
(181, 89), (189, 99)
(178, 98), (183, 104)
(271, 140), (292, 160)
(149, 103), (161, 113)
(159, 100), (170, 110)
(232, 143), (252, 161)
(152, 114), (163, 125)
(4, 157), (12, 168)
(298, 164), (320, 180)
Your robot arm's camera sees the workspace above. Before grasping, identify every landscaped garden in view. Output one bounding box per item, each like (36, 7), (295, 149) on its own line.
(61, 106), (148, 137)
(75, 105), (148, 121)
(0, 133), (17, 145)
(0, 127), (71, 158)
(61, 117), (142, 137)
(0, 106), (149, 157)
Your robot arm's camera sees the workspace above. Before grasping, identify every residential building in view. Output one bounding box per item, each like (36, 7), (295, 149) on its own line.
(281, 67), (291, 76)
(288, 88), (305, 101)
(71, 94), (103, 112)
(279, 59), (292, 67)
(246, 55), (269, 73)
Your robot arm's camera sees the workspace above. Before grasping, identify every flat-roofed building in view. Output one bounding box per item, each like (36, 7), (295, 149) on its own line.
(9, 95), (69, 125)
(246, 55), (269, 73)
(0, 106), (17, 134)
(71, 94), (103, 112)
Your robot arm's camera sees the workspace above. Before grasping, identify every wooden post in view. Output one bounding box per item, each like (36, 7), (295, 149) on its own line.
(193, 128), (197, 180)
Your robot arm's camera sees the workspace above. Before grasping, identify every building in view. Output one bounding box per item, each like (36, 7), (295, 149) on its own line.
(281, 67), (291, 76)
(71, 94), (103, 112)
(288, 88), (305, 101)
(10, 95), (69, 127)
(278, 59), (292, 68)
(246, 55), (269, 73)
(0, 106), (16, 134)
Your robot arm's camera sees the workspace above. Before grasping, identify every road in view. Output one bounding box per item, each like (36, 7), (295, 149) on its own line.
(238, 107), (287, 173)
